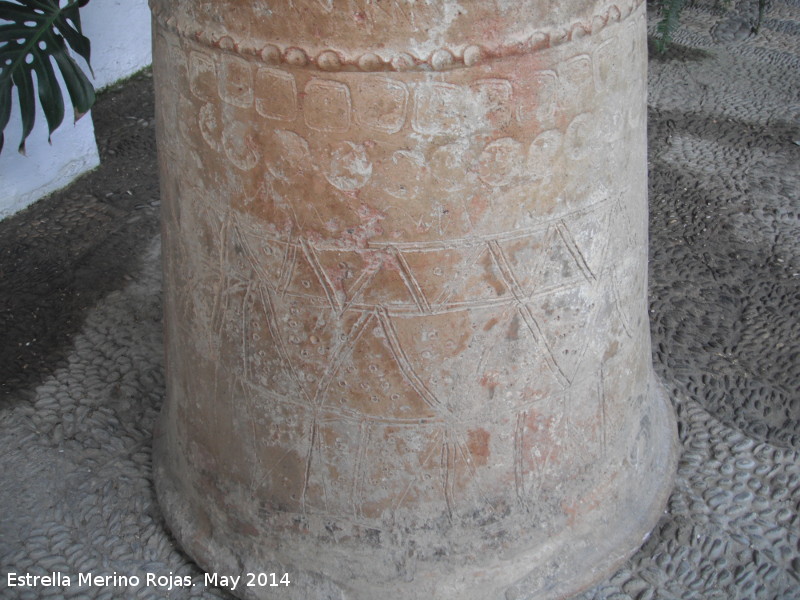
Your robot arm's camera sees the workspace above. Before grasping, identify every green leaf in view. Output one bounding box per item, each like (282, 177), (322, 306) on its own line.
(0, 0), (95, 154)
(0, 78), (11, 150)
(654, 0), (687, 53)
(753, 0), (766, 34)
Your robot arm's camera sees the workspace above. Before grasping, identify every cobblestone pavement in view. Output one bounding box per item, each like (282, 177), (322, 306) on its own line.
(1, 2), (799, 598)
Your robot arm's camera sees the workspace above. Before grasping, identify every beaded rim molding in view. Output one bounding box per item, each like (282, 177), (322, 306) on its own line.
(151, 0), (644, 73)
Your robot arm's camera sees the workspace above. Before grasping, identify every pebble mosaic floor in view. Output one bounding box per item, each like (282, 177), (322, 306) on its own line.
(1, 1), (799, 598)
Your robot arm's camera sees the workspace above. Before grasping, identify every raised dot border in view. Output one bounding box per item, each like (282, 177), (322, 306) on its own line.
(153, 0), (640, 72)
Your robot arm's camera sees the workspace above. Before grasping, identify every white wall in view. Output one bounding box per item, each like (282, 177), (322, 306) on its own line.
(0, 0), (152, 220)
(0, 91), (100, 220)
(82, 0), (153, 91)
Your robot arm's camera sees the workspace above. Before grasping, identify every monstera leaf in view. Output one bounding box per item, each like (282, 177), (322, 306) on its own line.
(0, 0), (94, 154)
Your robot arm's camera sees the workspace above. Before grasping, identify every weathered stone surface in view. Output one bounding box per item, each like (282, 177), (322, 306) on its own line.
(150, 1), (678, 598)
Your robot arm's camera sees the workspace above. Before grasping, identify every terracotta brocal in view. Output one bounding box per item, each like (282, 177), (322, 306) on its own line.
(149, 1), (678, 598)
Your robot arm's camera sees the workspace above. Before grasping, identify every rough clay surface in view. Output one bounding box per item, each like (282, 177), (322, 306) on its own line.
(1, 1), (799, 598)
(153, 2), (667, 598)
